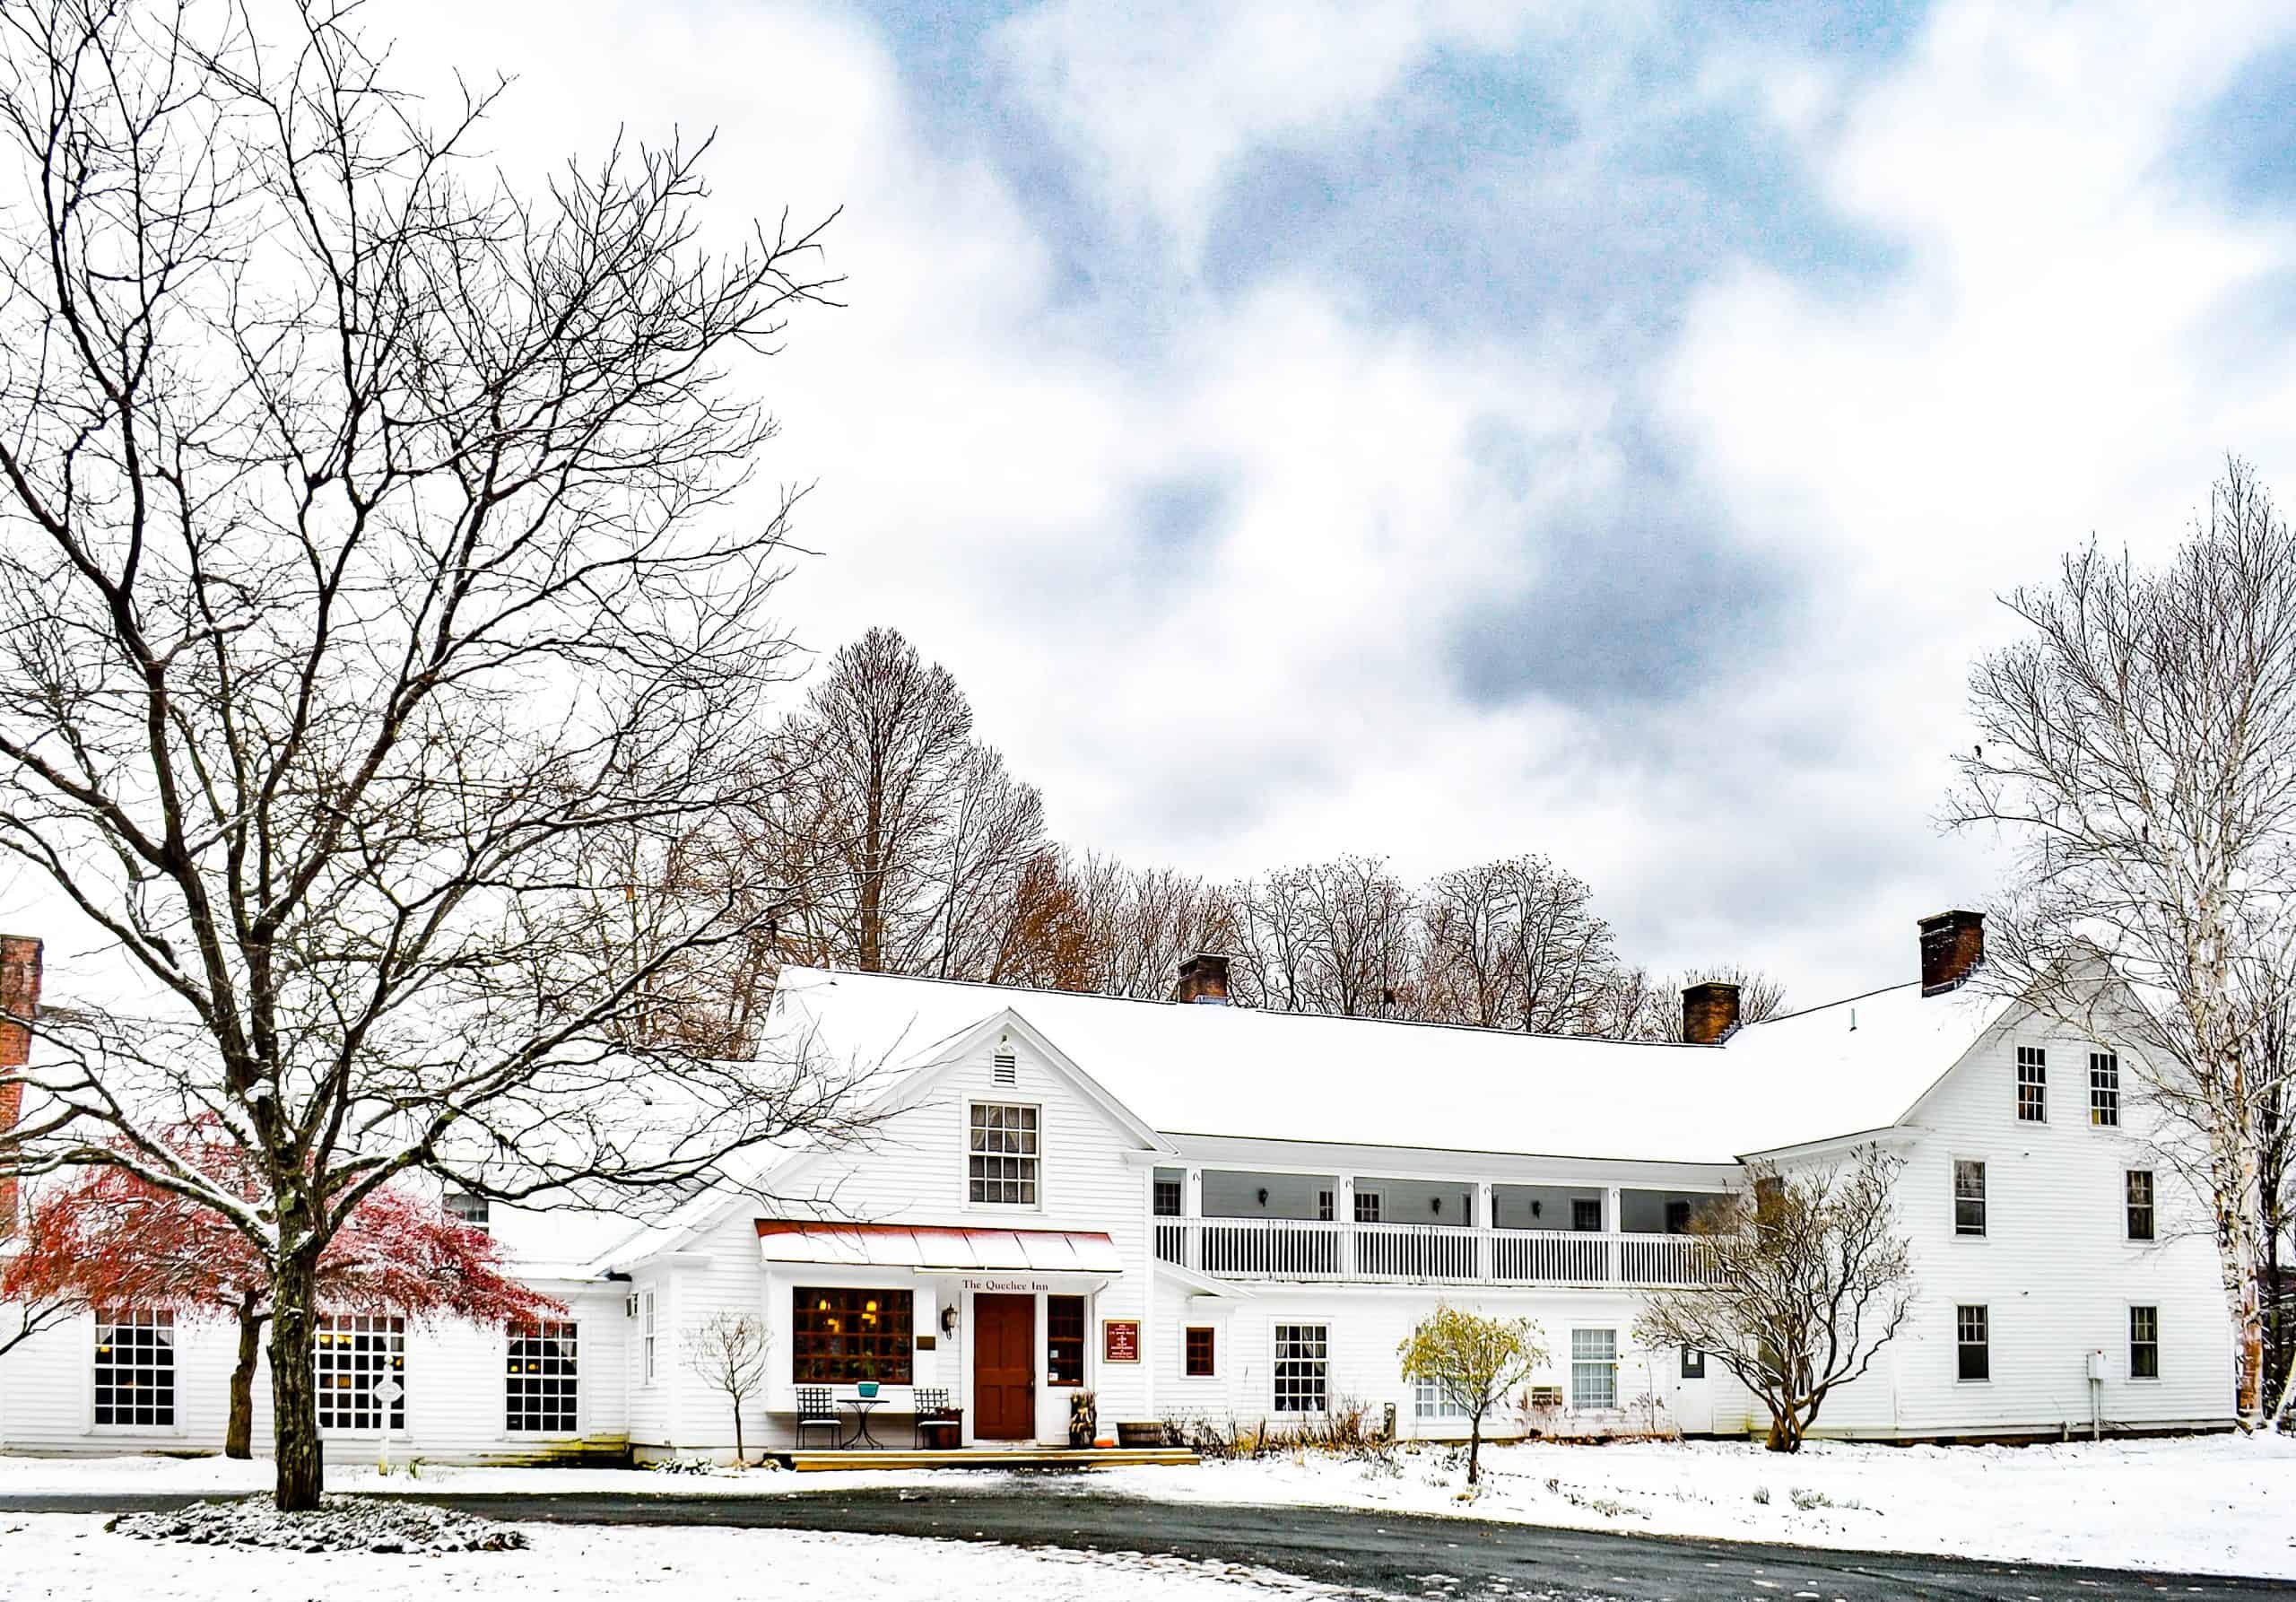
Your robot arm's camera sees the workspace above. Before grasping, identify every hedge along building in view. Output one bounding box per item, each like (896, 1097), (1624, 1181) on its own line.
(0, 914), (2239, 1459)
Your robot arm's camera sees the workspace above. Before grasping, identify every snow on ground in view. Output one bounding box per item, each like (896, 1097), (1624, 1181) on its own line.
(0, 1516), (1342, 1601)
(0, 1432), (2288, 1580)
(1093, 1433), (2296, 1580)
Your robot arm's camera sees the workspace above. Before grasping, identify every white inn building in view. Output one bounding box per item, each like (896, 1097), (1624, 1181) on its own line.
(0, 911), (2239, 1459)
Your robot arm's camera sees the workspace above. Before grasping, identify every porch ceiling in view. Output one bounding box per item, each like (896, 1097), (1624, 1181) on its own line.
(755, 1220), (1123, 1275)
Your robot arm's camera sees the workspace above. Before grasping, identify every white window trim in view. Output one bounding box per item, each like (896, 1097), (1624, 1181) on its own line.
(1953, 1302), (1991, 1385)
(2127, 1303), (2161, 1383)
(505, 1318), (582, 1437)
(962, 1097), (1046, 1214)
(1950, 1154), (1988, 1241)
(1269, 1318), (1331, 1415)
(2014, 1044), (2048, 1123)
(640, 1287), (658, 1388)
(87, 1308), (184, 1436)
(1180, 1323), (1219, 1381)
(2124, 1168), (2158, 1244)
(313, 1312), (409, 1436)
(2088, 1049), (2122, 1128)
(1413, 1373), (1471, 1422)
(1568, 1326), (1619, 1411)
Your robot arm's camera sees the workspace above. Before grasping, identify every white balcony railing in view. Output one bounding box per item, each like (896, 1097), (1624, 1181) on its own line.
(1152, 1217), (1718, 1289)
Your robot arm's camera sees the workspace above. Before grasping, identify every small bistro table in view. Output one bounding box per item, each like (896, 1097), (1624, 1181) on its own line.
(838, 1392), (889, 1450)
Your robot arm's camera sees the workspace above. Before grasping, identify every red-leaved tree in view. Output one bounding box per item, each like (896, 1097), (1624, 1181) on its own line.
(1, 1126), (559, 1457)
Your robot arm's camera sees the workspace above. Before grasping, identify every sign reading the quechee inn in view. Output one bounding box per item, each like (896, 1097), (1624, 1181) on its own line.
(1102, 1319), (1141, 1363)
(960, 1276), (1051, 1293)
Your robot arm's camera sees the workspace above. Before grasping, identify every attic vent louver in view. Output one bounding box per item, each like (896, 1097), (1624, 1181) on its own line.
(993, 1048), (1017, 1086)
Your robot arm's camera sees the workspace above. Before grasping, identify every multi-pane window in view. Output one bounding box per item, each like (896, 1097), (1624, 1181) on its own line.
(444, 1189), (491, 1231)
(1317, 1189), (1335, 1222)
(1953, 1159), (1987, 1237)
(641, 1289), (657, 1384)
(968, 1102), (1039, 1205)
(1680, 1346), (1706, 1380)
(1184, 1326), (1216, 1378)
(1272, 1323), (1327, 1413)
(92, 1309), (175, 1428)
(792, 1287), (914, 1385)
(316, 1314), (406, 1431)
(1955, 1305), (1989, 1382)
(1570, 1328), (1619, 1409)
(1571, 1197), (1603, 1232)
(2016, 1047), (2047, 1121)
(2126, 1170), (2156, 1241)
(506, 1319), (578, 1433)
(2090, 1052), (2120, 1127)
(1353, 1191), (1382, 1223)
(1047, 1295), (1085, 1387)
(1414, 1375), (1469, 1421)
(1152, 1178), (1182, 1217)
(2129, 1306), (2160, 1380)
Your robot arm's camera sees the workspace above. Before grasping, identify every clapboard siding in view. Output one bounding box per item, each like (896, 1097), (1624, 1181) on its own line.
(634, 1023), (1161, 1452)
(0, 1284), (626, 1460)
(1804, 1009), (2231, 1437)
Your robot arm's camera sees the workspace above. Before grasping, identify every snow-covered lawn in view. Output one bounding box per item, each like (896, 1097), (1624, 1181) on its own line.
(1095, 1433), (2296, 1580)
(0, 1517), (1335, 1601)
(0, 1432), (2288, 1580)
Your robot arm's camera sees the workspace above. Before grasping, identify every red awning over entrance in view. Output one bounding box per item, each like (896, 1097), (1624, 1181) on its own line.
(754, 1220), (1123, 1275)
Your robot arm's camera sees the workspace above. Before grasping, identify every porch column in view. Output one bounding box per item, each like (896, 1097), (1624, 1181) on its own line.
(1605, 1185), (1623, 1284)
(1185, 1167), (1202, 1270)
(1338, 1175), (1356, 1278)
(1474, 1181), (1494, 1281)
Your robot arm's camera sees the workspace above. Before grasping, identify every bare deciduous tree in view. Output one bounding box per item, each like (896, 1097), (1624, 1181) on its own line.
(1238, 857), (1416, 1017)
(683, 1311), (774, 1463)
(1945, 458), (2296, 1425)
(1634, 1147), (1914, 1453)
(767, 628), (1048, 980)
(0, 0), (867, 1508)
(1417, 856), (1617, 1032)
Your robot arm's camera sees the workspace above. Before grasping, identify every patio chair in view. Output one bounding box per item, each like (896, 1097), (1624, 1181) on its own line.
(913, 1387), (962, 1450)
(795, 1386), (841, 1450)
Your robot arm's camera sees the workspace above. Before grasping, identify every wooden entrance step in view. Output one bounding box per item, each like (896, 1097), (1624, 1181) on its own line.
(772, 1447), (1198, 1472)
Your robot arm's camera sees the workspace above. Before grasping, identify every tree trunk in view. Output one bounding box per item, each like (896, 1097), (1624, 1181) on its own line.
(1465, 1421), (1482, 1485)
(225, 1302), (265, 1460)
(267, 1246), (326, 1510)
(734, 1399), (745, 1465)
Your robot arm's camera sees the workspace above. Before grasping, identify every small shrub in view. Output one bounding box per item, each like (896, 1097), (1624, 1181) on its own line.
(1789, 1487), (1864, 1512)
(1752, 1484), (1770, 1505)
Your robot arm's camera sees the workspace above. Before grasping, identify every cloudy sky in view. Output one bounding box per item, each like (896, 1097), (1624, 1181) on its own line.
(18, 0), (2296, 1006)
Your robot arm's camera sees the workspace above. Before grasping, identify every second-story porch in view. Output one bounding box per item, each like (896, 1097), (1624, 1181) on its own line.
(1150, 1161), (1730, 1291)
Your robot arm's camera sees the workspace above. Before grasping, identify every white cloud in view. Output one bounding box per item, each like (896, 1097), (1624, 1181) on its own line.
(14, 0), (2296, 1014)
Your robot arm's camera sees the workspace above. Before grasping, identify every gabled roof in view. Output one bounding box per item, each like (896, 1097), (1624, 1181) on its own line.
(770, 967), (2015, 1167)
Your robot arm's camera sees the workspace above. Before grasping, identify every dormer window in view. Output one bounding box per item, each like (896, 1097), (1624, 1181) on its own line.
(968, 1101), (1039, 1205)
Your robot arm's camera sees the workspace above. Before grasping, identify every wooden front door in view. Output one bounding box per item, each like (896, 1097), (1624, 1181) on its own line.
(972, 1293), (1036, 1441)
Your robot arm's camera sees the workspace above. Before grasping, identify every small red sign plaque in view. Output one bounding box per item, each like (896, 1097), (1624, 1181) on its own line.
(1102, 1319), (1141, 1363)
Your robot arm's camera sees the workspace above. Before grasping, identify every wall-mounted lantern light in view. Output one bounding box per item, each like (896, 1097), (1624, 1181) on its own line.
(940, 1303), (960, 1336)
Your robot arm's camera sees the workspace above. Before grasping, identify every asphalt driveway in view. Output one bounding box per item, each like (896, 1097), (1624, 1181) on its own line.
(1, 1480), (2284, 1601)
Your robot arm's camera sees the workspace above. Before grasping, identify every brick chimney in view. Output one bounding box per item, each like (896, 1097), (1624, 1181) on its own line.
(0, 935), (40, 1234)
(1919, 910), (1985, 996)
(1682, 980), (1741, 1045)
(1174, 953), (1231, 1006)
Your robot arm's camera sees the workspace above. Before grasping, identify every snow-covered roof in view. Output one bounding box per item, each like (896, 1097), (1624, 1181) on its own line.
(770, 967), (2015, 1167)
